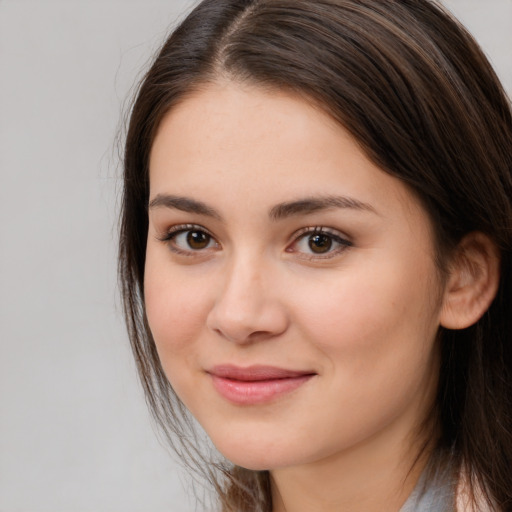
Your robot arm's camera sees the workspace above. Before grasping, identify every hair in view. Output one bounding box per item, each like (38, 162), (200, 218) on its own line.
(119, 1), (512, 510)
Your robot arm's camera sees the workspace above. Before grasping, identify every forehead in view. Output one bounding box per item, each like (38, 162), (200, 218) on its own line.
(150, 81), (344, 175)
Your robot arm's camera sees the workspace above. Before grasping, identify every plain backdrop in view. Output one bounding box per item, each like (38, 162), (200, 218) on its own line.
(0, 1), (510, 511)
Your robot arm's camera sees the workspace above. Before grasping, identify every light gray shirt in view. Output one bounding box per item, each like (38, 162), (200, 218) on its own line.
(399, 463), (456, 512)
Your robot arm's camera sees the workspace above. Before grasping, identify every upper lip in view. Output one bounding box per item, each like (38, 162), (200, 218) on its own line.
(207, 365), (316, 381)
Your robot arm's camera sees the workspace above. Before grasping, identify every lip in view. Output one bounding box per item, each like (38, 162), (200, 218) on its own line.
(207, 365), (316, 405)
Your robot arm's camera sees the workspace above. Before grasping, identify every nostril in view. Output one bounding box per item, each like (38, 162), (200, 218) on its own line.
(207, 304), (288, 344)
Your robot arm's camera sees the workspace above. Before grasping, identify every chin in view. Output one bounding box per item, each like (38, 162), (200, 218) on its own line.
(211, 434), (310, 472)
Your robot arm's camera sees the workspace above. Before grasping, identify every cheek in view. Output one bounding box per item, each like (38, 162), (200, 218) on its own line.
(292, 259), (441, 372)
(144, 254), (212, 359)
(144, 267), (213, 410)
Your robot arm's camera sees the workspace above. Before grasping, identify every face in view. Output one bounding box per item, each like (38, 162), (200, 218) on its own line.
(145, 81), (445, 471)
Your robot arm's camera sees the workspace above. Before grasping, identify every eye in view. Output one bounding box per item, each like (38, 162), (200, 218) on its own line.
(158, 224), (220, 255)
(287, 227), (352, 259)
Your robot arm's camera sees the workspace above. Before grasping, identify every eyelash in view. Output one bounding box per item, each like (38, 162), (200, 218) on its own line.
(157, 224), (352, 259)
(157, 224), (219, 256)
(287, 226), (353, 260)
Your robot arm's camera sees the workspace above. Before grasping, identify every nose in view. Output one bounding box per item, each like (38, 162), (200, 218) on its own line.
(206, 255), (289, 344)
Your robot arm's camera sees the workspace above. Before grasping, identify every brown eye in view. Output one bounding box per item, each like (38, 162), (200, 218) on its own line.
(162, 225), (219, 255)
(288, 227), (352, 259)
(186, 230), (211, 250)
(308, 234), (333, 254)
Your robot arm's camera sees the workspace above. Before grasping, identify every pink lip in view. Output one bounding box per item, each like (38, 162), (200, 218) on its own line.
(207, 365), (316, 405)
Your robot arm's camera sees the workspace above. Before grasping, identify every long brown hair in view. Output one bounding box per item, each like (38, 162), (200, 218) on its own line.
(119, 1), (512, 510)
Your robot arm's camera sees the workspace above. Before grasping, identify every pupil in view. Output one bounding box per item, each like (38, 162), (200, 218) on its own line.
(309, 234), (332, 253)
(187, 231), (209, 249)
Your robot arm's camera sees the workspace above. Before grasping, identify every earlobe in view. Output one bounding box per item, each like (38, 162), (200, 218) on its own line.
(440, 232), (500, 330)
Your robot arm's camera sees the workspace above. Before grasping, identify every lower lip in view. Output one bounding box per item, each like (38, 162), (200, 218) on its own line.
(210, 374), (314, 405)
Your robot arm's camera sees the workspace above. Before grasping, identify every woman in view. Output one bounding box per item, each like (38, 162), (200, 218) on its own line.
(119, 1), (512, 510)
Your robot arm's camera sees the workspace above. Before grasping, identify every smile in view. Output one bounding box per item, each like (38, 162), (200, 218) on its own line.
(207, 365), (316, 405)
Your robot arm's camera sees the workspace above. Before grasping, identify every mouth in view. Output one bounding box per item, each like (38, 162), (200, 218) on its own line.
(206, 365), (316, 405)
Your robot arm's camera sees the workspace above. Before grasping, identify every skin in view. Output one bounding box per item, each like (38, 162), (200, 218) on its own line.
(145, 81), (449, 512)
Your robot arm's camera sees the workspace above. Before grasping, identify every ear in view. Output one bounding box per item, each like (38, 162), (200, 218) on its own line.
(440, 232), (500, 330)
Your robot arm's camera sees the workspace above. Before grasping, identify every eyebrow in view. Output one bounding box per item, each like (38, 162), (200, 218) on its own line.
(268, 195), (377, 220)
(148, 194), (377, 221)
(148, 194), (222, 220)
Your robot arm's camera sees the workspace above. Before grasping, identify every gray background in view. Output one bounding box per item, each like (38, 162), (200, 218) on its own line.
(1, 1), (510, 511)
